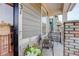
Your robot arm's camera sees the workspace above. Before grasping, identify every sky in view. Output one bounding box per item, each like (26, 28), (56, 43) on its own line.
(0, 4), (13, 25)
(68, 3), (79, 21)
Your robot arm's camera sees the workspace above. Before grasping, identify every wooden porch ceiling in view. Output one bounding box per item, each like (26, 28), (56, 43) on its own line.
(42, 3), (76, 16)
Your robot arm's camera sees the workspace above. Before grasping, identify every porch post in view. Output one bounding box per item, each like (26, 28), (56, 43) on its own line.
(62, 13), (67, 22)
(13, 3), (19, 56)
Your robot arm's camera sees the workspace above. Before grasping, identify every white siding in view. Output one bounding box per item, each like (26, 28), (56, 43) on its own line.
(22, 3), (41, 38)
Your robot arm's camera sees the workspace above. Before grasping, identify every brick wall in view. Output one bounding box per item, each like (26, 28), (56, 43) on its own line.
(64, 22), (79, 56)
(0, 22), (13, 56)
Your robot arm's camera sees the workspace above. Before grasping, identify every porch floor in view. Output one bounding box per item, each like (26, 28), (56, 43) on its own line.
(42, 42), (63, 56)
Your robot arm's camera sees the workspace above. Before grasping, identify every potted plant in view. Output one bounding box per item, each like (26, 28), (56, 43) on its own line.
(24, 44), (42, 56)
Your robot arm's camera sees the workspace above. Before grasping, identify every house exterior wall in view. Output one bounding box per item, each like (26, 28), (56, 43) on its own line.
(19, 3), (41, 56)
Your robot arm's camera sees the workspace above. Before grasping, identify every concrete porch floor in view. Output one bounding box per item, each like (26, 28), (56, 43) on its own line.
(42, 42), (63, 56)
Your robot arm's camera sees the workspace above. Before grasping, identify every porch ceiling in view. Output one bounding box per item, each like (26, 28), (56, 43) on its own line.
(42, 3), (75, 16)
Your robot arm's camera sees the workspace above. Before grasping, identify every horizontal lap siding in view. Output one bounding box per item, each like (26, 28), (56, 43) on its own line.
(22, 3), (41, 39)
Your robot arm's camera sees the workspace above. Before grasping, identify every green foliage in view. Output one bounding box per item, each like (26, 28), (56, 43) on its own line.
(24, 46), (42, 56)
